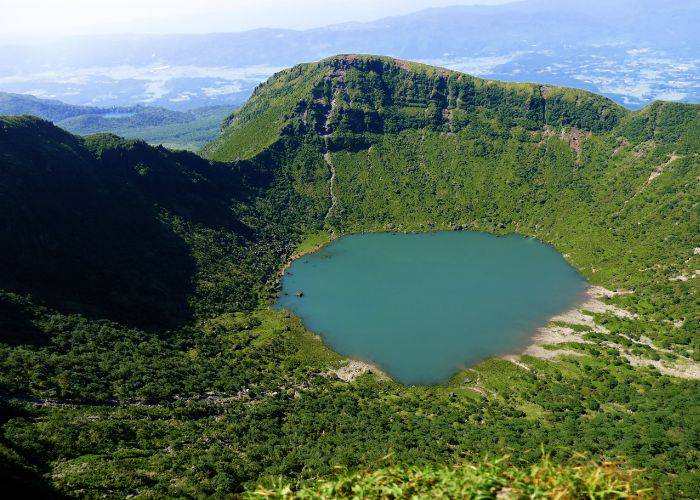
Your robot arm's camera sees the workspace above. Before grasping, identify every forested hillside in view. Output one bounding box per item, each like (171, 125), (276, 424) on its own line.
(0, 93), (231, 150)
(0, 56), (698, 497)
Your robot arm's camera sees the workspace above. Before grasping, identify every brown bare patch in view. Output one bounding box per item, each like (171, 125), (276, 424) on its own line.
(327, 359), (389, 382)
(561, 127), (592, 155)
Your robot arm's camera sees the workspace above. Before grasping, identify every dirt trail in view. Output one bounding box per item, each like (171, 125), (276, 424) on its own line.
(319, 72), (344, 231)
(322, 139), (337, 229)
(624, 153), (682, 206)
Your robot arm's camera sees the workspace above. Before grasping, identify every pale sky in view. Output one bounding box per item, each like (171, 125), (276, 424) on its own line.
(0, 0), (514, 36)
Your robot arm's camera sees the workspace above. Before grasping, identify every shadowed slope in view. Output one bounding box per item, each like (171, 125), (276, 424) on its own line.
(0, 116), (298, 329)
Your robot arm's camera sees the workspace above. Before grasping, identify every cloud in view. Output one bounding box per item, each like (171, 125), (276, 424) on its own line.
(170, 93), (191, 102)
(654, 91), (687, 101)
(0, 0), (512, 36)
(417, 53), (523, 76)
(142, 80), (169, 102)
(202, 83), (244, 96)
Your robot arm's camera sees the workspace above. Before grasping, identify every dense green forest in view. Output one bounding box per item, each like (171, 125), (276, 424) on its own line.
(0, 55), (698, 498)
(0, 92), (231, 150)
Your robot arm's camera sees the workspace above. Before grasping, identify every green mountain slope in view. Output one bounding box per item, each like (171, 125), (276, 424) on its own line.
(0, 114), (328, 330)
(0, 92), (232, 150)
(207, 55), (698, 333)
(0, 56), (698, 497)
(203, 55), (626, 162)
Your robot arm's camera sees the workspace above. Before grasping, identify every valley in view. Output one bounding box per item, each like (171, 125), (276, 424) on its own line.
(0, 92), (232, 150)
(0, 54), (698, 497)
(2, 1), (698, 111)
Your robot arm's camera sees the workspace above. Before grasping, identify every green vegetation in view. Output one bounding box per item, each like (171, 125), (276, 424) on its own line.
(0, 92), (232, 150)
(0, 55), (698, 497)
(251, 454), (649, 499)
(292, 230), (334, 255)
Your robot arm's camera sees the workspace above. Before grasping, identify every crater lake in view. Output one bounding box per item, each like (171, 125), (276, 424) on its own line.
(276, 232), (588, 384)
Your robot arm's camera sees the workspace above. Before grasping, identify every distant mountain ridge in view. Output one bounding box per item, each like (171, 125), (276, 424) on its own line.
(2, 0), (696, 68)
(0, 92), (232, 149)
(0, 0), (697, 109)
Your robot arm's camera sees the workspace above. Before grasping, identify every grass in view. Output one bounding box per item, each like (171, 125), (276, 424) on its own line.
(248, 453), (650, 499)
(293, 230), (333, 256)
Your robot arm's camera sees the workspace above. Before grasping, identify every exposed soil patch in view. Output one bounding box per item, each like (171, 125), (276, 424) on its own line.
(541, 126), (591, 159)
(561, 127), (591, 156)
(646, 153), (680, 185)
(624, 153), (683, 206)
(632, 140), (655, 158)
(505, 286), (700, 379)
(612, 138), (628, 156)
(670, 270), (699, 282)
(323, 147), (337, 229)
(327, 359), (389, 382)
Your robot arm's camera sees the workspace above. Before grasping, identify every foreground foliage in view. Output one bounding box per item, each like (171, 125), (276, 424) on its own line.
(251, 454), (649, 499)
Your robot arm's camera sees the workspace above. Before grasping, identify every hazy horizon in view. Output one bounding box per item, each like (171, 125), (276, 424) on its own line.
(0, 0), (514, 37)
(0, 0), (696, 111)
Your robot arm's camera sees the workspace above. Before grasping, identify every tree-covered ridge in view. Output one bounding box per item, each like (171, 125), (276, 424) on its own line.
(0, 56), (698, 497)
(0, 92), (233, 150)
(2, 116), (251, 330)
(0, 115), (331, 330)
(204, 54), (627, 161)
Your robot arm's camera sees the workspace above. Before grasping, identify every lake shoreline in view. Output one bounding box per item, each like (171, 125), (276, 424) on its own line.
(506, 286), (700, 379)
(327, 358), (392, 382)
(279, 240), (335, 277)
(276, 230), (700, 382)
(276, 230), (590, 385)
(505, 285), (630, 361)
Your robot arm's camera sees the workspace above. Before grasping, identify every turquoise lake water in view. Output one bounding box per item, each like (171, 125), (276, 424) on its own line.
(276, 232), (588, 385)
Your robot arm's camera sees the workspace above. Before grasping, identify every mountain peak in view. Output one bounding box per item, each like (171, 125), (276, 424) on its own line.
(203, 56), (627, 162)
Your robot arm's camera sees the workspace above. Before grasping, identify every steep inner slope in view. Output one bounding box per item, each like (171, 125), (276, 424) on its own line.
(206, 56), (698, 338)
(0, 56), (698, 497)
